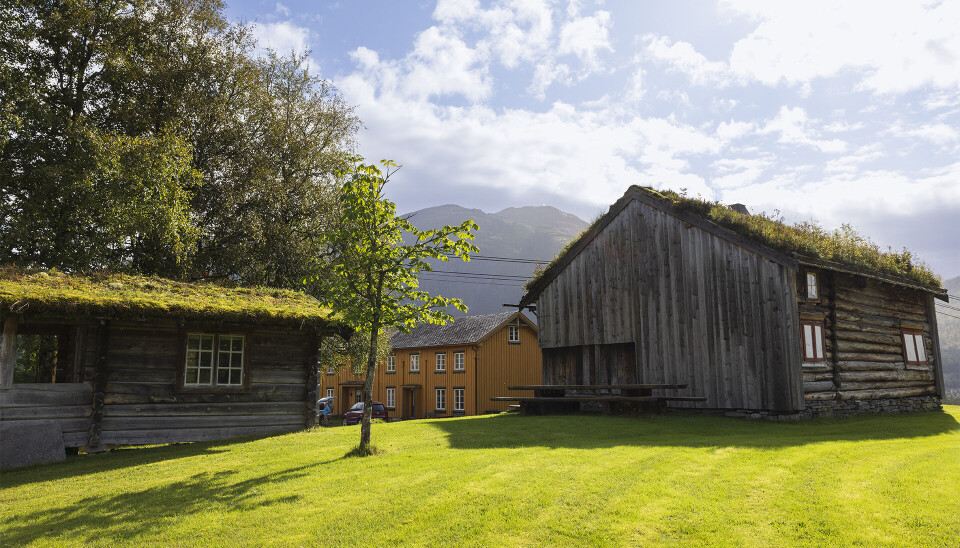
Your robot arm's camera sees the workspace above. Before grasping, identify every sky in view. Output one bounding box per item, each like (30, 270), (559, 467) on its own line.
(225, 0), (960, 278)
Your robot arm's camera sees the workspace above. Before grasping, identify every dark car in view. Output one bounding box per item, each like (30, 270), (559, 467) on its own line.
(343, 401), (387, 425)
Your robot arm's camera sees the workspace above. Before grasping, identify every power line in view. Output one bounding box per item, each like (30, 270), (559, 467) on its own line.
(426, 269), (531, 280)
(418, 276), (525, 288)
(440, 254), (545, 264)
(936, 310), (960, 320)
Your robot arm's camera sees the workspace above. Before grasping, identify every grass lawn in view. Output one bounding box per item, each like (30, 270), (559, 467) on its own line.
(2, 407), (959, 547)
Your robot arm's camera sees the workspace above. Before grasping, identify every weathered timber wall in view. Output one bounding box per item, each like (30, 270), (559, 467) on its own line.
(0, 383), (93, 447)
(537, 199), (803, 412)
(99, 322), (312, 445)
(801, 273), (939, 403)
(1, 317), (316, 447)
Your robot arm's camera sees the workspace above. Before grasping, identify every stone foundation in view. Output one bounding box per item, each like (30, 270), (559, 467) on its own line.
(800, 395), (942, 419)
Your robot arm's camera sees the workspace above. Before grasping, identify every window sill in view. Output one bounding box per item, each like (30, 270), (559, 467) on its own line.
(453, 370), (465, 374)
(409, 371), (420, 374)
(435, 371), (446, 374)
(508, 341), (520, 345)
(385, 371), (396, 375)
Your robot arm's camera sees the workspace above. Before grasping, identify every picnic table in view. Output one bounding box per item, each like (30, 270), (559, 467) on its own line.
(491, 383), (706, 415)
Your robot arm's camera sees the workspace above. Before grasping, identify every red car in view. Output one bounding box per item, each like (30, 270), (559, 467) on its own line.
(343, 401), (388, 425)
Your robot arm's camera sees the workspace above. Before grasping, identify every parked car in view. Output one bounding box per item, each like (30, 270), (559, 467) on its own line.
(343, 401), (387, 425)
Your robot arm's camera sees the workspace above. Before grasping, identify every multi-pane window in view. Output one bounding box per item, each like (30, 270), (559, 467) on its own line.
(355, 389), (362, 403)
(509, 325), (520, 343)
(806, 272), (819, 300)
(435, 388), (446, 411)
(327, 364), (334, 375)
(326, 387), (334, 399)
(386, 387), (396, 408)
(454, 388), (465, 412)
(454, 351), (465, 372)
(410, 353), (420, 373)
(387, 353), (395, 372)
(435, 352), (446, 372)
(901, 329), (927, 365)
(800, 321), (825, 362)
(184, 333), (244, 387)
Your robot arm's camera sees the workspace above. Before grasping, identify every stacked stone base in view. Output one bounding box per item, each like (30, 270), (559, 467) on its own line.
(800, 395), (942, 419)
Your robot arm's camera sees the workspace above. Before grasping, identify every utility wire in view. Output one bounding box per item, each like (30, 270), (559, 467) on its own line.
(439, 254), (544, 264)
(936, 310), (960, 320)
(936, 301), (960, 312)
(425, 269), (531, 280)
(418, 276), (525, 288)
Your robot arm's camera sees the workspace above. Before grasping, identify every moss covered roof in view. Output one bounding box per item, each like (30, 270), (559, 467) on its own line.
(0, 268), (334, 328)
(523, 186), (943, 303)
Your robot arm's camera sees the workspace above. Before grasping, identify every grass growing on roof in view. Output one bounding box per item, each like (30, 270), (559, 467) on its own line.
(2, 408), (959, 546)
(0, 267), (332, 326)
(526, 186), (941, 292)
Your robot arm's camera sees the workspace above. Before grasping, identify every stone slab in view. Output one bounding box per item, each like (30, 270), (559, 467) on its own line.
(0, 420), (66, 470)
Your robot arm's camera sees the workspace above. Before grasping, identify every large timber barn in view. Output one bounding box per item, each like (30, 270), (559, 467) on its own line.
(0, 270), (340, 468)
(519, 186), (948, 418)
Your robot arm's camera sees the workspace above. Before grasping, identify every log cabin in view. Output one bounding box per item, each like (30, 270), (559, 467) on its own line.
(519, 186), (948, 419)
(324, 311), (540, 418)
(0, 270), (341, 466)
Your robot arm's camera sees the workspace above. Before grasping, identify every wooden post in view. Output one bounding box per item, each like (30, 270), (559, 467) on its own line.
(1, 315), (18, 389)
(926, 294), (946, 398)
(305, 331), (320, 428)
(85, 320), (109, 452)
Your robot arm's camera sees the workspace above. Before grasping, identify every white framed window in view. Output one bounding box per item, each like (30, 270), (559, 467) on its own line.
(508, 325), (519, 343)
(386, 353), (395, 372)
(901, 329), (927, 365)
(326, 387), (334, 399)
(800, 321), (825, 362)
(410, 353), (420, 373)
(326, 364), (334, 375)
(454, 388), (465, 412)
(806, 272), (819, 300)
(386, 387), (396, 408)
(454, 351), (465, 372)
(184, 333), (245, 387)
(435, 388), (446, 411)
(354, 389), (362, 403)
(435, 352), (446, 372)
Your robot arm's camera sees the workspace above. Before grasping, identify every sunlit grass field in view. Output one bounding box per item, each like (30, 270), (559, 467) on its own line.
(3, 407), (959, 547)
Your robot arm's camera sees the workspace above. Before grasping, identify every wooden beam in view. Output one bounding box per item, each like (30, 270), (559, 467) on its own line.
(1, 316), (18, 390)
(85, 321), (109, 452)
(926, 294), (946, 398)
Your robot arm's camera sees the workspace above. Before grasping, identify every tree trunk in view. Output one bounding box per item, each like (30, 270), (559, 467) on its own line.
(358, 319), (380, 454)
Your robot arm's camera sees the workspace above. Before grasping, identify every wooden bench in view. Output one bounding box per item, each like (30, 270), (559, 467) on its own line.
(493, 384), (706, 415)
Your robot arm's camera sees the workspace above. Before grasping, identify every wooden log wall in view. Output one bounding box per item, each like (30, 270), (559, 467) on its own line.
(99, 322), (313, 445)
(0, 316), (317, 448)
(537, 199), (804, 412)
(801, 272), (939, 402)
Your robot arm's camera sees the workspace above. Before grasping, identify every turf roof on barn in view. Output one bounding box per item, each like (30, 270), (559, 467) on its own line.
(0, 268), (334, 328)
(523, 185), (945, 304)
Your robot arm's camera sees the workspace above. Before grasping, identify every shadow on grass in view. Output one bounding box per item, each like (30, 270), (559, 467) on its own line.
(431, 409), (960, 450)
(3, 463), (315, 546)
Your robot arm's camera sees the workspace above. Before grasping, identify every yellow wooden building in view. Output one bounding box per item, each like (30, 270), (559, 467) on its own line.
(322, 311), (540, 418)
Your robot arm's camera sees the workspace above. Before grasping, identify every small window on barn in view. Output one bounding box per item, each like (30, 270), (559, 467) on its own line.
(183, 333), (245, 388)
(453, 351), (465, 372)
(326, 387), (334, 399)
(800, 321), (825, 362)
(454, 388), (465, 412)
(410, 353), (420, 373)
(805, 271), (819, 301)
(901, 329), (927, 366)
(386, 353), (395, 373)
(435, 352), (446, 372)
(8, 325), (79, 384)
(386, 387), (396, 409)
(508, 325), (520, 343)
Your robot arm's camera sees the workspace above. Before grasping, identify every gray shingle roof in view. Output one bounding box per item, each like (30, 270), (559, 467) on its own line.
(390, 311), (517, 349)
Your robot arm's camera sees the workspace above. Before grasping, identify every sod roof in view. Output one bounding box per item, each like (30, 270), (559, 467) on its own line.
(0, 268), (335, 328)
(522, 186), (945, 306)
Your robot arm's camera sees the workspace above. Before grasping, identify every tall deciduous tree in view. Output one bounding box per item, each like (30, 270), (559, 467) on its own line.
(323, 158), (478, 454)
(1, 0), (359, 288)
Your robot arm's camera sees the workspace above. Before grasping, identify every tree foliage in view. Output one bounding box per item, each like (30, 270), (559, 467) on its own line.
(1, 0), (359, 288)
(322, 158), (478, 454)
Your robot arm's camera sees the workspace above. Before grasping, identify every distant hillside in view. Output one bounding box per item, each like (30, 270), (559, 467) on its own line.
(938, 275), (960, 403)
(404, 205), (588, 316)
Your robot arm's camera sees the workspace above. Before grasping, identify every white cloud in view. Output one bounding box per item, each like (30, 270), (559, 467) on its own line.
(719, 0), (960, 94)
(902, 123), (960, 149)
(642, 35), (735, 86)
(761, 106), (847, 153)
(558, 10), (613, 71)
(250, 21), (310, 56)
